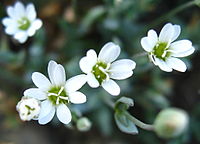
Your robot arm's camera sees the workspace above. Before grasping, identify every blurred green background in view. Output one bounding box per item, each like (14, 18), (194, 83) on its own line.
(0, 0), (200, 144)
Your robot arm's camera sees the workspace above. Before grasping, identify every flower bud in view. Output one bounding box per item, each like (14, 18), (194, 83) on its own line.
(76, 117), (92, 132)
(16, 97), (41, 121)
(154, 108), (189, 139)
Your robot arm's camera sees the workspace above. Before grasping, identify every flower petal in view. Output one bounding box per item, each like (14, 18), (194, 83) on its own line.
(39, 104), (55, 125)
(56, 104), (72, 124)
(98, 42), (121, 63)
(170, 40), (194, 58)
(159, 23), (174, 43)
(39, 100), (54, 119)
(87, 73), (99, 88)
(171, 25), (181, 42)
(154, 57), (172, 72)
(69, 92), (86, 104)
(27, 19), (42, 36)
(166, 57), (187, 72)
(5, 25), (18, 35)
(102, 79), (120, 96)
(7, 6), (16, 19)
(65, 74), (87, 93)
(24, 88), (47, 100)
(110, 59), (136, 72)
(79, 49), (97, 73)
(110, 71), (133, 80)
(14, 2), (25, 18)
(32, 72), (51, 91)
(48, 60), (58, 84)
(172, 46), (195, 57)
(2, 18), (15, 26)
(141, 29), (158, 52)
(14, 31), (28, 43)
(26, 3), (36, 21)
(53, 64), (66, 86)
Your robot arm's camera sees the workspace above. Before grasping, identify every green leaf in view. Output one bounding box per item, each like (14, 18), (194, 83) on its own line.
(79, 6), (106, 34)
(115, 97), (134, 111)
(114, 111), (138, 135)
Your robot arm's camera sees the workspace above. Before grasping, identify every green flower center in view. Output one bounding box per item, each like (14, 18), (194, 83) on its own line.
(92, 61), (109, 84)
(25, 105), (35, 115)
(48, 86), (69, 105)
(152, 42), (171, 60)
(17, 17), (31, 30)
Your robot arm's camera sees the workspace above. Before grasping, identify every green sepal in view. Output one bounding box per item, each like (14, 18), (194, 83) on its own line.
(114, 97), (134, 111)
(114, 111), (138, 135)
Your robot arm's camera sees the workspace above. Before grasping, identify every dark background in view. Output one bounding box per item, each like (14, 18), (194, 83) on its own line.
(0, 0), (200, 144)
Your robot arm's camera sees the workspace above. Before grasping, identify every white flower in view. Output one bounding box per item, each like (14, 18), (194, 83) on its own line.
(24, 60), (87, 125)
(79, 42), (136, 96)
(141, 23), (195, 72)
(16, 97), (41, 121)
(2, 2), (42, 43)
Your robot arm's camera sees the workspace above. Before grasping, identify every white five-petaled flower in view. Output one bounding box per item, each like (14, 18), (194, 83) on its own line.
(141, 23), (195, 72)
(24, 60), (87, 125)
(2, 1), (42, 43)
(16, 97), (41, 121)
(79, 42), (136, 96)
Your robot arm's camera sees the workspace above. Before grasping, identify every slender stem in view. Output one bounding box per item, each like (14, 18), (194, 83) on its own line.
(124, 111), (154, 131)
(102, 96), (154, 131)
(149, 1), (196, 28)
(132, 52), (148, 59)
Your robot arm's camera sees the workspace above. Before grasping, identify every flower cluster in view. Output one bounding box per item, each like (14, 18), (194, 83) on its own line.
(18, 60), (87, 125)
(2, 2), (42, 43)
(8, 2), (194, 134)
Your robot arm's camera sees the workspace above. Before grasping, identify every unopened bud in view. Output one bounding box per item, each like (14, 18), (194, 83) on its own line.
(16, 97), (41, 121)
(154, 108), (189, 139)
(76, 117), (92, 132)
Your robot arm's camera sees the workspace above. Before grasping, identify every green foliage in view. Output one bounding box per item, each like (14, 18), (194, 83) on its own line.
(0, 0), (199, 143)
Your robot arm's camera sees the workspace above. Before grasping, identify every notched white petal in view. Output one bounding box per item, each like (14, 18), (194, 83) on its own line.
(87, 73), (99, 88)
(48, 60), (58, 84)
(26, 3), (36, 21)
(159, 23), (174, 43)
(65, 74), (87, 93)
(24, 88), (47, 100)
(102, 79), (120, 96)
(171, 25), (181, 42)
(32, 72), (51, 91)
(98, 42), (121, 63)
(38, 106), (55, 125)
(56, 104), (72, 124)
(14, 31), (28, 43)
(110, 59), (136, 72)
(53, 64), (66, 86)
(69, 92), (86, 104)
(154, 57), (172, 72)
(167, 57), (187, 72)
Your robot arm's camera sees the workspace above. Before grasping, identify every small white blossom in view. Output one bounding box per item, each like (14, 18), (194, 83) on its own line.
(79, 42), (136, 96)
(16, 97), (40, 121)
(24, 60), (87, 125)
(2, 2), (42, 43)
(141, 23), (195, 72)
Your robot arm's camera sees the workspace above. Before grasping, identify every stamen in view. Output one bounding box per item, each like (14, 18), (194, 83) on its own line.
(59, 96), (69, 100)
(48, 93), (58, 96)
(56, 97), (60, 105)
(58, 86), (64, 95)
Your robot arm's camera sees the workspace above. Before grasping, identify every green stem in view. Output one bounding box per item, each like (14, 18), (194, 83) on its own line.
(149, 1), (196, 28)
(132, 52), (148, 59)
(102, 96), (154, 131)
(124, 111), (154, 131)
